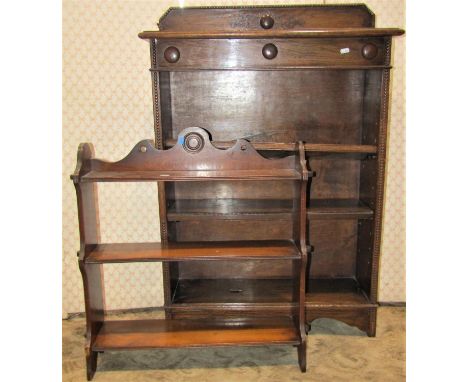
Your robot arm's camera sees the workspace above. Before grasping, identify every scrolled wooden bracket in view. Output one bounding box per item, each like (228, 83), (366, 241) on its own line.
(71, 142), (95, 183)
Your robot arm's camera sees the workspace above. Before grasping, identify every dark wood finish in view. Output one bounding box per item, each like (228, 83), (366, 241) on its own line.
(156, 5), (376, 31)
(72, 126), (308, 377)
(72, 5), (403, 379)
(306, 278), (373, 307)
(162, 71), (368, 145)
(167, 198), (293, 221)
(72, 128), (302, 183)
(139, 29), (403, 40)
(141, 2), (402, 354)
(153, 38), (388, 70)
(306, 307), (377, 337)
(144, 6), (402, 347)
(262, 43), (278, 59)
(260, 15), (274, 30)
(165, 139), (377, 153)
(362, 43), (378, 59)
(308, 199), (373, 219)
(72, 144), (104, 381)
(85, 240), (300, 263)
(173, 279), (294, 305)
(163, 46), (180, 63)
(92, 318), (299, 351)
(170, 277), (374, 308)
(166, 198), (372, 221)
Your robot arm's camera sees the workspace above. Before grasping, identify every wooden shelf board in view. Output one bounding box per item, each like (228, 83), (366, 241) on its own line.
(308, 199), (373, 219)
(80, 169), (301, 182)
(169, 278), (373, 309)
(166, 199), (373, 221)
(306, 278), (374, 308)
(165, 139), (377, 154)
(85, 240), (300, 264)
(92, 318), (299, 350)
(139, 28), (404, 40)
(151, 66), (392, 72)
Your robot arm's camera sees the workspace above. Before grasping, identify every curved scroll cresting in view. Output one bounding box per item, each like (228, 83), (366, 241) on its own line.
(72, 127), (302, 181)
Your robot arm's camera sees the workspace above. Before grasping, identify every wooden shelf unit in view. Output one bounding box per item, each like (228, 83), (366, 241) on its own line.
(139, 4), (402, 351)
(71, 4), (403, 379)
(72, 127), (309, 379)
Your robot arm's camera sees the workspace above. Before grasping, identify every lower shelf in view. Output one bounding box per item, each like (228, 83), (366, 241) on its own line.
(306, 278), (374, 308)
(92, 318), (299, 351)
(169, 277), (374, 310)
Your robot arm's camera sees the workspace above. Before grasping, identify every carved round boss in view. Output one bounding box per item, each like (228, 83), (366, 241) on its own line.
(164, 46), (180, 63)
(260, 15), (274, 29)
(183, 132), (204, 153)
(262, 43), (278, 60)
(361, 43), (378, 60)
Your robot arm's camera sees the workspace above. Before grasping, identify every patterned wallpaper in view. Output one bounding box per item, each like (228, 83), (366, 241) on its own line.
(62, 0), (405, 315)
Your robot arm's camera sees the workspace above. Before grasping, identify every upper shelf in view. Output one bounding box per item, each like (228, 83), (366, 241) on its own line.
(138, 28), (404, 40)
(165, 139), (377, 154)
(71, 127), (306, 183)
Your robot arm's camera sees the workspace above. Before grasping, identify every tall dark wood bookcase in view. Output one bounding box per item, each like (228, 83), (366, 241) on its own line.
(139, 5), (404, 337)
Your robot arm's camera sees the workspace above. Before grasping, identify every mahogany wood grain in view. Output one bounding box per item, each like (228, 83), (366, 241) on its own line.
(166, 139), (377, 153)
(139, 29), (403, 40)
(85, 240), (300, 263)
(167, 71), (367, 145)
(173, 278), (294, 304)
(154, 38), (387, 70)
(81, 168), (301, 182)
(72, 128), (302, 183)
(166, 198), (373, 221)
(308, 220), (358, 278)
(307, 199), (373, 219)
(71, 5), (405, 377)
(92, 318), (300, 350)
(305, 278), (373, 308)
(167, 198), (293, 221)
(72, 143), (103, 381)
(156, 5), (376, 31)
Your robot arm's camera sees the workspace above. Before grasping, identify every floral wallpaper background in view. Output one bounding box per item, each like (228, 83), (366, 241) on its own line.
(62, 0), (405, 315)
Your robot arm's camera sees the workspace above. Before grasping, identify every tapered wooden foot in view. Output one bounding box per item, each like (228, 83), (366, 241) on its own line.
(85, 349), (98, 381)
(297, 341), (307, 372)
(366, 326), (376, 337)
(366, 309), (377, 337)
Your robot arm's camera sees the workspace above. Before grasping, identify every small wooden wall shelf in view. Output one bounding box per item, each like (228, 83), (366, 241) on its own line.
(72, 127), (309, 379)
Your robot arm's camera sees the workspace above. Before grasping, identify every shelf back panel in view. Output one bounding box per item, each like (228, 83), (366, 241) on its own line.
(167, 70), (366, 145)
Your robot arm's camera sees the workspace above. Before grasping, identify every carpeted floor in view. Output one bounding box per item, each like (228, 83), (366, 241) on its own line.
(62, 307), (405, 381)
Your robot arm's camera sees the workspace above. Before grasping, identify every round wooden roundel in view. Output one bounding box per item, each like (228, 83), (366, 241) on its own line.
(183, 133), (204, 153)
(362, 43), (378, 60)
(260, 15), (274, 29)
(164, 46), (180, 63)
(262, 43), (278, 60)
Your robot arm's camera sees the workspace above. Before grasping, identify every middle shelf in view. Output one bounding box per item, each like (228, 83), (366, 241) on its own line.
(166, 198), (373, 221)
(84, 240), (301, 263)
